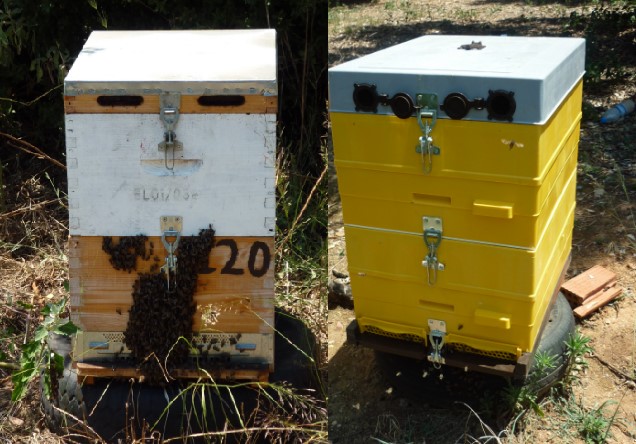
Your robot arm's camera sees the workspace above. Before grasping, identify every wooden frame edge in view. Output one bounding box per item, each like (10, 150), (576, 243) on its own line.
(74, 362), (270, 383)
(65, 95), (278, 114)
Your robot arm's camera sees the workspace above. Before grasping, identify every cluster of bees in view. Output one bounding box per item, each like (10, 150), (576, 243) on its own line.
(102, 226), (216, 384)
(193, 333), (240, 358)
(102, 235), (152, 272)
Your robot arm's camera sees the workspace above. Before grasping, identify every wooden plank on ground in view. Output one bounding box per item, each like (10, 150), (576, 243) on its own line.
(573, 285), (622, 319)
(561, 265), (616, 305)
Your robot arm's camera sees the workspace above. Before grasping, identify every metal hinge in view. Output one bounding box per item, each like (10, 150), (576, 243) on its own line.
(158, 92), (183, 171)
(415, 94), (440, 174)
(160, 216), (182, 292)
(421, 216), (444, 286)
(427, 319), (447, 369)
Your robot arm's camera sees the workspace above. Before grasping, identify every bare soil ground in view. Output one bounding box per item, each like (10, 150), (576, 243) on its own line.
(328, 1), (636, 442)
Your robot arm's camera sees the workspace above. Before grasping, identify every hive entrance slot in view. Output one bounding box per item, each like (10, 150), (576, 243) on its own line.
(197, 95), (246, 107)
(96, 95), (144, 107)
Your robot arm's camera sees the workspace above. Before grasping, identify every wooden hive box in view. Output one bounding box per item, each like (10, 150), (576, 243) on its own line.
(64, 30), (277, 380)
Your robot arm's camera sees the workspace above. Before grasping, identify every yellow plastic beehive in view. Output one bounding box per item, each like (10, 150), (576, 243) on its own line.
(329, 35), (585, 360)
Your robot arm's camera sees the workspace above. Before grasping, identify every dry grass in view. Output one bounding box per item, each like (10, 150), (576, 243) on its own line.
(0, 159), (68, 442)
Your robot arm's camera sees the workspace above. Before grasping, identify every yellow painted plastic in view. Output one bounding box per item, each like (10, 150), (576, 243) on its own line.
(472, 201), (514, 219)
(347, 224), (572, 355)
(337, 127), (578, 248)
(336, 122), (578, 216)
(474, 309), (511, 330)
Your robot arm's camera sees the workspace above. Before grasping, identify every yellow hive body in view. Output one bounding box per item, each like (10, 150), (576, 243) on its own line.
(329, 35), (585, 361)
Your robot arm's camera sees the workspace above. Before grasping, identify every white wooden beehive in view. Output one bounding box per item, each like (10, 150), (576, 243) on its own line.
(64, 30), (277, 378)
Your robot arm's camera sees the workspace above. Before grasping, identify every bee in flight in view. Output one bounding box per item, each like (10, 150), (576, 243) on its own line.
(501, 139), (525, 150)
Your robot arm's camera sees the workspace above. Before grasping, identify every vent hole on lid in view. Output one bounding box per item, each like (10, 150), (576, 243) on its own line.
(197, 95), (246, 107)
(442, 93), (470, 120)
(353, 83), (380, 112)
(97, 96), (144, 107)
(389, 93), (414, 119)
(487, 90), (516, 121)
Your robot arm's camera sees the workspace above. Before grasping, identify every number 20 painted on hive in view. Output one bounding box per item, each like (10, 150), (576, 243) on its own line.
(202, 239), (271, 278)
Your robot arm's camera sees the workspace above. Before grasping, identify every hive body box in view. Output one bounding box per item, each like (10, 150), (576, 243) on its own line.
(65, 30), (277, 379)
(329, 35), (584, 361)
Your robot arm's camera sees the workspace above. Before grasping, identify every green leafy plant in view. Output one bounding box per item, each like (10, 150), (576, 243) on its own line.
(533, 350), (558, 377)
(502, 350), (558, 419)
(503, 382), (543, 418)
(563, 329), (593, 385)
(563, 398), (621, 444)
(11, 298), (79, 402)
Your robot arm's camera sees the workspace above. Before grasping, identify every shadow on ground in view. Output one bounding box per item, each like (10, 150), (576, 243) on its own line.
(327, 339), (531, 444)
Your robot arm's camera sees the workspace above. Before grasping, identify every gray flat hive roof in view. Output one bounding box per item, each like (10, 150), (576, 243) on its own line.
(329, 35), (585, 124)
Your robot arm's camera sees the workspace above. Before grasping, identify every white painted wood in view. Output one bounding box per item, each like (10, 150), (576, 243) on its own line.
(65, 30), (277, 96)
(66, 114), (276, 236)
(329, 35), (585, 124)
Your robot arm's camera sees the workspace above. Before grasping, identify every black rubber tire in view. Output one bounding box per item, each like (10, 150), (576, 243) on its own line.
(40, 334), (90, 438)
(374, 292), (575, 403)
(522, 292), (575, 393)
(271, 308), (319, 389)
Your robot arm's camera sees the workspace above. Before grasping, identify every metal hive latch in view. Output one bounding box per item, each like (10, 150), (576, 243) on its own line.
(427, 319), (447, 369)
(158, 92), (183, 171)
(160, 216), (182, 291)
(415, 94), (440, 174)
(421, 216), (444, 286)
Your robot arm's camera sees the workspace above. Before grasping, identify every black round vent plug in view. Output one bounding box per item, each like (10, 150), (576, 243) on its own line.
(389, 93), (414, 119)
(442, 93), (470, 120)
(487, 90), (516, 122)
(353, 83), (380, 112)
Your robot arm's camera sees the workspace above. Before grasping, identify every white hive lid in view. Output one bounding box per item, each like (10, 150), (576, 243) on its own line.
(329, 35), (585, 124)
(65, 29), (277, 96)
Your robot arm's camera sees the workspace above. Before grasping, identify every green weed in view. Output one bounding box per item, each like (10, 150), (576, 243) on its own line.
(533, 350), (558, 376)
(142, 331), (326, 442)
(10, 297), (79, 402)
(499, 350), (557, 419)
(562, 398), (621, 444)
(502, 383), (542, 419)
(563, 329), (593, 386)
